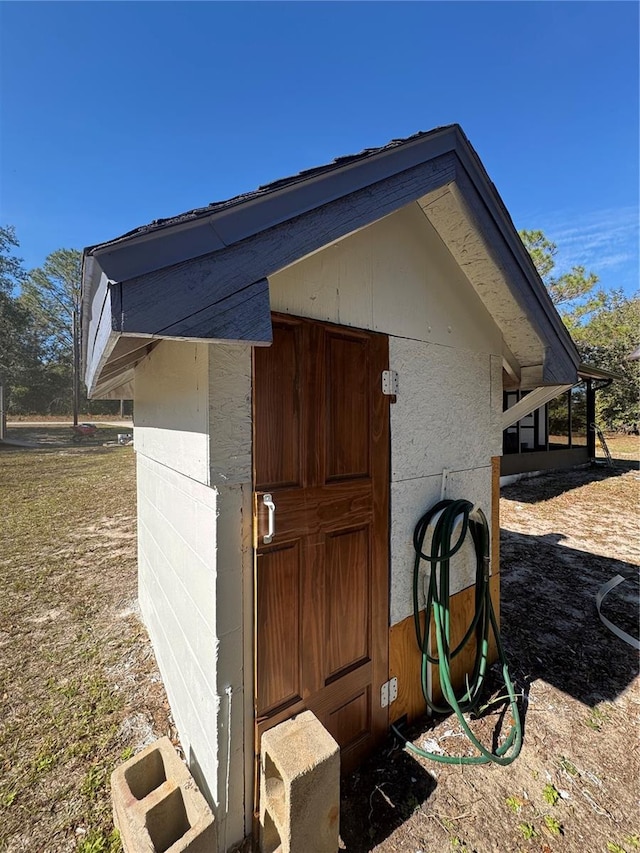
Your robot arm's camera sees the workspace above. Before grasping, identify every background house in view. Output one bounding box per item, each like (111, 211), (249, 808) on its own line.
(81, 125), (580, 850)
(502, 363), (618, 477)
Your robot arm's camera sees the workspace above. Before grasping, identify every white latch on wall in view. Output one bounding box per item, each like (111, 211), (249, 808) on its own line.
(380, 677), (398, 708)
(381, 370), (399, 396)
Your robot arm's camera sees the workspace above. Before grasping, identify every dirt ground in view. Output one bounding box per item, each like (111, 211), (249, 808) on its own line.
(0, 429), (638, 852)
(341, 436), (639, 853)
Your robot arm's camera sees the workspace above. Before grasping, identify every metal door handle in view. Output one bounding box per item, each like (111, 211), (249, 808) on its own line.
(263, 493), (276, 544)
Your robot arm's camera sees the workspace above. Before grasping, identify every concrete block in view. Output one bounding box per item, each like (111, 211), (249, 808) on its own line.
(111, 737), (216, 853)
(259, 711), (340, 853)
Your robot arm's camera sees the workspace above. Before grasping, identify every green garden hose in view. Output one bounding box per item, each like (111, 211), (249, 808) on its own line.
(391, 499), (522, 766)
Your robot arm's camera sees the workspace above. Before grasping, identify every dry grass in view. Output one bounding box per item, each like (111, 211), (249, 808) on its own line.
(1, 430), (637, 853)
(0, 436), (171, 852)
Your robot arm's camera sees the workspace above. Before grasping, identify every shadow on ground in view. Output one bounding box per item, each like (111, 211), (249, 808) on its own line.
(501, 459), (639, 503)
(500, 527), (639, 707)
(1, 424), (124, 450)
(340, 746), (436, 852)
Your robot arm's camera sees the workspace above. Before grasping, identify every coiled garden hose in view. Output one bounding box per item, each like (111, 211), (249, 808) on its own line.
(391, 499), (522, 766)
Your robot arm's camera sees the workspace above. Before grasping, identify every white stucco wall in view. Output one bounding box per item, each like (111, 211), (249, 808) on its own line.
(388, 339), (502, 625)
(135, 339), (253, 850)
(270, 202), (504, 627)
(207, 344), (253, 848)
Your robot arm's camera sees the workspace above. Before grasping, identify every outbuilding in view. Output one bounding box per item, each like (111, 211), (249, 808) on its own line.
(81, 124), (580, 849)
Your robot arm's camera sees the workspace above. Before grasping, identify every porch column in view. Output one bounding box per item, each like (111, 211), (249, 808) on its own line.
(586, 378), (596, 461)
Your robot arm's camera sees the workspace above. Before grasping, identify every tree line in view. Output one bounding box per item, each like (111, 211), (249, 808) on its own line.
(0, 223), (637, 428)
(0, 225), (125, 420)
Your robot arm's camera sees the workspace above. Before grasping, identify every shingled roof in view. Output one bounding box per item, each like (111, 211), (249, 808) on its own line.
(87, 128), (458, 252)
(82, 123), (580, 399)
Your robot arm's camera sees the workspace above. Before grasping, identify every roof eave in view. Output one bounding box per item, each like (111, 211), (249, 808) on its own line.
(578, 362), (622, 381)
(82, 124), (580, 396)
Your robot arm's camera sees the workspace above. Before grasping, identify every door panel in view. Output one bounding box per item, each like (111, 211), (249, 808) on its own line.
(254, 314), (389, 775)
(254, 322), (303, 490)
(328, 688), (370, 749)
(325, 526), (370, 679)
(325, 333), (370, 480)
(256, 540), (302, 715)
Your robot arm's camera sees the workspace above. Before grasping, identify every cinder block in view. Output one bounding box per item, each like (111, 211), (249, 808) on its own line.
(259, 711), (340, 853)
(111, 737), (216, 853)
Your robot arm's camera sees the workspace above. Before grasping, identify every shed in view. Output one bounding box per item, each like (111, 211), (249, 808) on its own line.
(81, 124), (580, 849)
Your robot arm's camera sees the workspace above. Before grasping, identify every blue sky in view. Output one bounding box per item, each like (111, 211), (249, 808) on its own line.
(1, 1), (638, 295)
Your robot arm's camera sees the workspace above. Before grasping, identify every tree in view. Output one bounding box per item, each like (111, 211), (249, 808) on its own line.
(0, 236), (125, 418)
(575, 291), (640, 429)
(0, 226), (33, 426)
(0, 225), (27, 294)
(519, 229), (603, 330)
(520, 228), (639, 429)
(21, 249), (83, 424)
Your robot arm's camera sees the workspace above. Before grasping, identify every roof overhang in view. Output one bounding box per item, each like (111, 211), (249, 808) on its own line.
(578, 362), (622, 382)
(81, 124), (580, 398)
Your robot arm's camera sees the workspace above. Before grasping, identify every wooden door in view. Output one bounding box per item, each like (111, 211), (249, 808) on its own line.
(253, 314), (390, 773)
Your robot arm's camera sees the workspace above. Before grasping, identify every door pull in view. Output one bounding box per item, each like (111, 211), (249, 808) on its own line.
(263, 493), (276, 544)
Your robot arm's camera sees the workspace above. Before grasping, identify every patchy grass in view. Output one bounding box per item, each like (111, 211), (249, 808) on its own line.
(1, 430), (637, 852)
(600, 433), (640, 459)
(0, 442), (171, 851)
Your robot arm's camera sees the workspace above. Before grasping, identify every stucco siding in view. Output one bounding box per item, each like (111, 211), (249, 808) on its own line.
(389, 465), (492, 626)
(388, 335), (499, 626)
(207, 344), (254, 846)
(208, 344), (253, 487)
(389, 337), (501, 480)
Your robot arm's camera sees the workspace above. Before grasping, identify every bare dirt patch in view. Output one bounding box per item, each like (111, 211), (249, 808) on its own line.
(340, 436), (639, 853)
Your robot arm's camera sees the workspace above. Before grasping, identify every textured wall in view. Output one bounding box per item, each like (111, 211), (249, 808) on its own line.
(388, 338), (501, 625)
(207, 343), (254, 848)
(135, 340), (253, 850)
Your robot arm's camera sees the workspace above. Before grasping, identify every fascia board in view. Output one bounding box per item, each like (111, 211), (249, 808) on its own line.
(110, 153), (457, 337)
(90, 127), (461, 283)
(80, 254), (100, 375)
(578, 362), (623, 381)
(453, 140), (580, 371)
(85, 325), (120, 398)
